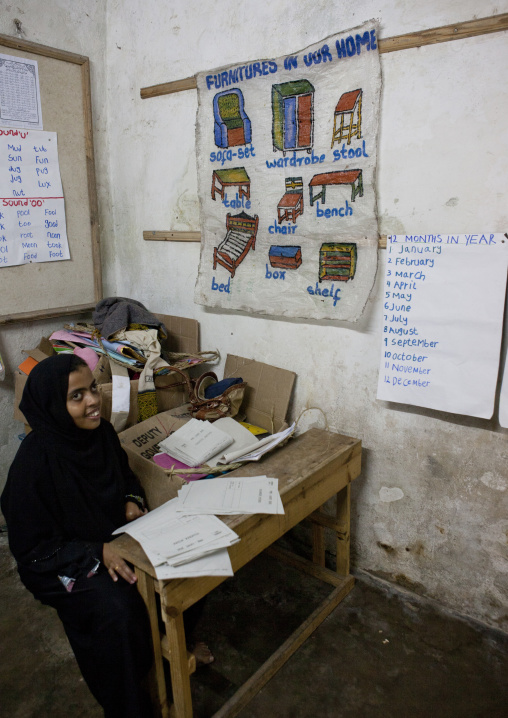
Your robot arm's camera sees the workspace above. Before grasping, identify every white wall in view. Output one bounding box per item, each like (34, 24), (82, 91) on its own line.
(0, 0), (507, 631)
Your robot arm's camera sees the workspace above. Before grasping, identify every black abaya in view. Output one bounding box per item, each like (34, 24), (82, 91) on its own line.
(1, 355), (153, 717)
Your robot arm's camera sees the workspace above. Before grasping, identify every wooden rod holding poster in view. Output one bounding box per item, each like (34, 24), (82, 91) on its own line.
(0, 34), (101, 325)
(139, 13), (508, 99)
(143, 231), (388, 248)
(139, 13), (506, 252)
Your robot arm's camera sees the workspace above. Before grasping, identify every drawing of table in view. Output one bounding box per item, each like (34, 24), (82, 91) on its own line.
(309, 170), (363, 206)
(211, 167), (251, 202)
(112, 428), (362, 718)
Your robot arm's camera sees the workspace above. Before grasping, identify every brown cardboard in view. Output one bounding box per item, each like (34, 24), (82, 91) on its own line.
(224, 354), (296, 433)
(98, 374), (189, 428)
(119, 355), (297, 509)
(119, 411), (191, 508)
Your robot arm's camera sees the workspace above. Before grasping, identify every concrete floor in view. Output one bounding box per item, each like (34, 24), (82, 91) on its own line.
(1, 531), (507, 718)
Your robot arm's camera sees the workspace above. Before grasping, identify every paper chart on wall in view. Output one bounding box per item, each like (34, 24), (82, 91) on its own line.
(0, 129), (70, 267)
(376, 234), (508, 419)
(194, 21), (381, 321)
(0, 53), (43, 130)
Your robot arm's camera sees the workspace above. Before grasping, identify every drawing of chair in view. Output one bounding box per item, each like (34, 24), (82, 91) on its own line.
(213, 89), (252, 148)
(331, 89), (362, 147)
(277, 177), (304, 223)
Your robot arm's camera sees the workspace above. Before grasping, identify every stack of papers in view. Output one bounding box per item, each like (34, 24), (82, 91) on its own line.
(176, 476), (284, 515)
(217, 422), (296, 464)
(113, 499), (239, 579)
(158, 418), (233, 467)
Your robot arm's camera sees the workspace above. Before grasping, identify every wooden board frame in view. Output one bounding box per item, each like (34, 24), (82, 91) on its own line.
(0, 34), (101, 324)
(139, 12), (508, 249)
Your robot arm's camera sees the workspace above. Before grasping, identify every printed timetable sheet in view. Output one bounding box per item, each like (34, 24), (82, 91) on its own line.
(376, 234), (508, 419)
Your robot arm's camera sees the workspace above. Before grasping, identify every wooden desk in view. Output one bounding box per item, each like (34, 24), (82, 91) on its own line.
(113, 428), (361, 718)
(309, 170), (363, 205)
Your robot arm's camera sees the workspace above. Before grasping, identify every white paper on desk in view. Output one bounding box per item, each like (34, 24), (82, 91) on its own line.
(220, 423), (296, 464)
(176, 476), (284, 515)
(204, 417), (261, 466)
(112, 498), (180, 536)
(152, 548), (234, 580)
(158, 418), (233, 467)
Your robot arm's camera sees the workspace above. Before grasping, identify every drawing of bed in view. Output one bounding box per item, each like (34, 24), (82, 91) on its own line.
(213, 211), (259, 278)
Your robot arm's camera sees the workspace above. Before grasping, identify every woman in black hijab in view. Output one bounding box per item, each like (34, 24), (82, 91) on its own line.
(1, 354), (153, 717)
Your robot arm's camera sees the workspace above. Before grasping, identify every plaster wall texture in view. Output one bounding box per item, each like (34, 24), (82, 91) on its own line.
(0, 0), (506, 632)
(102, 0), (508, 631)
(0, 2), (109, 483)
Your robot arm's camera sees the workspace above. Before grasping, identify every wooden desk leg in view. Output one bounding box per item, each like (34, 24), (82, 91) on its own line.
(312, 505), (326, 567)
(336, 483), (351, 576)
(162, 602), (193, 718)
(135, 570), (169, 718)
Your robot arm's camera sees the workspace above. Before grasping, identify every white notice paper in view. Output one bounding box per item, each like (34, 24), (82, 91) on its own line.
(376, 234), (508, 418)
(0, 129), (70, 267)
(0, 53), (43, 130)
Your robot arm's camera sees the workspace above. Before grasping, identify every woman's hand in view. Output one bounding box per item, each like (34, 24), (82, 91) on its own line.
(103, 542), (137, 584)
(125, 500), (147, 522)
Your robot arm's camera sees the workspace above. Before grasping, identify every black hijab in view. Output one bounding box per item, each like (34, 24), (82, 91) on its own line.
(8, 354), (129, 543)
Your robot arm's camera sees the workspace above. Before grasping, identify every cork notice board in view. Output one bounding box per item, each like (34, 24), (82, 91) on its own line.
(0, 34), (101, 324)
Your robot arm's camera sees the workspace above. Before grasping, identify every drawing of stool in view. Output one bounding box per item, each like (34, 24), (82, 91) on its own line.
(331, 89), (362, 147)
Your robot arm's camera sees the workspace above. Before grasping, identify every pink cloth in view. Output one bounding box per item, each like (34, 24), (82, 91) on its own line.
(73, 347), (99, 371)
(153, 453), (207, 481)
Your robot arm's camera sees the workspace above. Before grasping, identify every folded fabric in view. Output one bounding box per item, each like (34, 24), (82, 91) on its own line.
(73, 347), (99, 371)
(93, 297), (168, 341)
(205, 376), (243, 399)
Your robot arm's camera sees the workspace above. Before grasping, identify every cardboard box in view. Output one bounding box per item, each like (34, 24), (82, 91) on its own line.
(13, 314), (200, 427)
(119, 355), (296, 508)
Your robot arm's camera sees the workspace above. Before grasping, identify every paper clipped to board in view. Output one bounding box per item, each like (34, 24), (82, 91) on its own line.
(0, 130), (70, 267)
(376, 234), (508, 419)
(0, 53), (43, 130)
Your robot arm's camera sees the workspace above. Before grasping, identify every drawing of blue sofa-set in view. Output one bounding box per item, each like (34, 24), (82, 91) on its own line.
(213, 89), (252, 148)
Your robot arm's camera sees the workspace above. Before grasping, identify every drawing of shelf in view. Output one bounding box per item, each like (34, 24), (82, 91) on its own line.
(272, 80), (314, 154)
(319, 242), (357, 282)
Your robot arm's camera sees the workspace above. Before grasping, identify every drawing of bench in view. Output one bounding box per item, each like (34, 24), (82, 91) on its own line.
(309, 170), (363, 206)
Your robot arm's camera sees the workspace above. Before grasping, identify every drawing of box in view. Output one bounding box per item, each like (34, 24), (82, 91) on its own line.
(269, 245), (302, 270)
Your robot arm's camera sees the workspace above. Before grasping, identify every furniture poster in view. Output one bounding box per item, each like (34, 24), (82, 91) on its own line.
(195, 21), (381, 321)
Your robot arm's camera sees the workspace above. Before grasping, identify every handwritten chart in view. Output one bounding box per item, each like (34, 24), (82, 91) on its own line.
(376, 234), (508, 419)
(0, 129), (69, 267)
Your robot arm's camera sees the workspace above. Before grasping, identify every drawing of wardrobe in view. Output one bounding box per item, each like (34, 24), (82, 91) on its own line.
(272, 80), (315, 154)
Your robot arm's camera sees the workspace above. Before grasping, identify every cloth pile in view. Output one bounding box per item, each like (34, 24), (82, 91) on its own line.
(49, 297), (215, 424)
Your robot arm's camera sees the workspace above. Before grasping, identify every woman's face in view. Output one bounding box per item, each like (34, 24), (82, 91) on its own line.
(66, 365), (101, 430)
